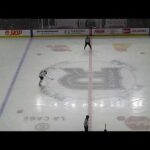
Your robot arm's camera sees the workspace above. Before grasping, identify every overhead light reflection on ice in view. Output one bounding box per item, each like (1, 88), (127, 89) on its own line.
(82, 103), (87, 107)
(71, 103), (76, 108)
(131, 97), (144, 108)
(99, 102), (104, 107)
(35, 96), (45, 112)
(54, 102), (58, 107)
(99, 101), (104, 107)
(94, 103), (98, 107)
(36, 96), (44, 106)
(99, 103), (104, 107)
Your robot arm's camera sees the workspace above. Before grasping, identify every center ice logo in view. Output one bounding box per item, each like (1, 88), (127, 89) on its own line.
(41, 60), (140, 100)
(59, 68), (123, 90)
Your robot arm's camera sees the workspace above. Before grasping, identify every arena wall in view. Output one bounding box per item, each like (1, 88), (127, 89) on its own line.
(0, 28), (149, 38)
(0, 30), (31, 38)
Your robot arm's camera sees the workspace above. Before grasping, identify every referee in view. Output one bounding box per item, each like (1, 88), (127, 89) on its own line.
(84, 35), (92, 50)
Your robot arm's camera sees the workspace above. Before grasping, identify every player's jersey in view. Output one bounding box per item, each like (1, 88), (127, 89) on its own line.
(84, 118), (88, 127)
(39, 70), (47, 78)
(85, 37), (90, 43)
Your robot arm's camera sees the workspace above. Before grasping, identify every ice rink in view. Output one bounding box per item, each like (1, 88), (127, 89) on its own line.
(0, 36), (150, 131)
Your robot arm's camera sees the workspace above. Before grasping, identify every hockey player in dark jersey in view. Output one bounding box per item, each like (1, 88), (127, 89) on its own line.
(84, 115), (89, 132)
(84, 35), (92, 50)
(39, 70), (47, 86)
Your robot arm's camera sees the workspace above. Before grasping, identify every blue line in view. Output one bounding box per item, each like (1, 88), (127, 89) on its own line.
(0, 38), (33, 118)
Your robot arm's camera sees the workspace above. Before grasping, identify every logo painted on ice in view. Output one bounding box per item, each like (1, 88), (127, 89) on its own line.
(117, 116), (150, 130)
(35, 123), (50, 131)
(41, 61), (140, 100)
(59, 68), (123, 90)
(113, 43), (131, 52)
(23, 116), (65, 122)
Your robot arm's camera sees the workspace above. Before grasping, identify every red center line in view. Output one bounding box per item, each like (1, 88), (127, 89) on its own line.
(88, 36), (93, 131)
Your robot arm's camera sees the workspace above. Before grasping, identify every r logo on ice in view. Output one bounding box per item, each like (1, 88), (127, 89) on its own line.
(59, 68), (124, 90)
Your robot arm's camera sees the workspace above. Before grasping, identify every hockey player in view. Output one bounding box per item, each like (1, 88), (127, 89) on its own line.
(84, 35), (92, 50)
(84, 115), (89, 132)
(104, 123), (107, 132)
(39, 69), (47, 86)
